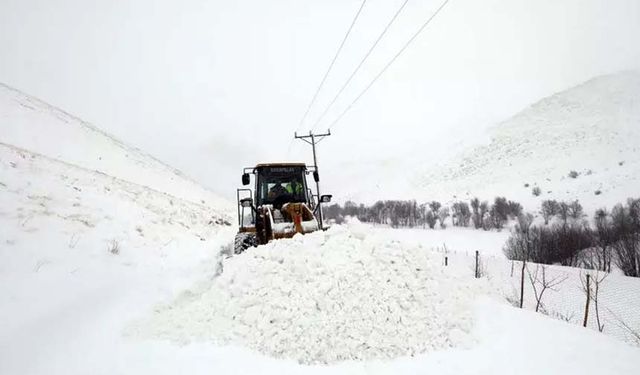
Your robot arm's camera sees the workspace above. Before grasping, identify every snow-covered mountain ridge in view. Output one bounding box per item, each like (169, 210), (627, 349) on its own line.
(414, 71), (640, 211)
(0, 83), (230, 210)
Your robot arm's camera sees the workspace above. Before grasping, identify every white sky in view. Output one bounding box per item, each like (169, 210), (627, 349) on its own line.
(2, 0), (639, 201)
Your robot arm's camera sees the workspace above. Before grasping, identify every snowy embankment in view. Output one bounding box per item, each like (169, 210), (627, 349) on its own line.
(0, 142), (235, 374)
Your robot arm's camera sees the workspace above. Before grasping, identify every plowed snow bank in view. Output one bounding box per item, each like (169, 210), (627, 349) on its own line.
(134, 222), (487, 364)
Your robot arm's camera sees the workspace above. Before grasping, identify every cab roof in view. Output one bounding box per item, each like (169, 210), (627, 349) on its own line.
(255, 162), (307, 169)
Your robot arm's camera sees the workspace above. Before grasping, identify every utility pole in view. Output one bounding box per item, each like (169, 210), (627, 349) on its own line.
(294, 130), (331, 229)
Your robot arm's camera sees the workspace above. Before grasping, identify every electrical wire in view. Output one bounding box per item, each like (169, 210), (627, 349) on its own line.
(310, 0), (410, 131)
(295, 0), (368, 132)
(327, 0), (451, 130)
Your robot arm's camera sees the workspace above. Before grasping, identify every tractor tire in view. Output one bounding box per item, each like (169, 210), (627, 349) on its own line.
(234, 232), (257, 254)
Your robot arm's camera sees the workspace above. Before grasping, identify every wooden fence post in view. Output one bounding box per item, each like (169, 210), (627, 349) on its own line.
(583, 274), (591, 327)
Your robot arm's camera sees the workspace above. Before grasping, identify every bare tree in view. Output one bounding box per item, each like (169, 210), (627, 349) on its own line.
(425, 210), (438, 229)
(452, 202), (472, 227)
(568, 200), (585, 221)
(591, 208), (614, 272)
(557, 201), (571, 225)
(611, 200), (640, 277)
(437, 207), (450, 229)
(470, 198), (482, 229)
(540, 199), (559, 225)
(480, 201), (490, 230)
(527, 264), (568, 312)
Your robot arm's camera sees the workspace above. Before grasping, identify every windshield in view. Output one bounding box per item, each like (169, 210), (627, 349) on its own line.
(256, 166), (307, 206)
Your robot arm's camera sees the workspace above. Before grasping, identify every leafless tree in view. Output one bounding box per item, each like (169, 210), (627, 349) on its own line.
(527, 264), (568, 312)
(437, 207), (450, 229)
(591, 208), (614, 272)
(479, 201), (491, 230)
(471, 198), (482, 229)
(425, 210), (437, 229)
(611, 199), (640, 277)
(557, 201), (571, 225)
(540, 199), (559, 225)
(568, 200), (585, 221)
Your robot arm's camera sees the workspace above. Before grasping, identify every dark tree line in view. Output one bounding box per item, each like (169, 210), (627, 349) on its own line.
(324, 196), (522, 231)
(504, 198), (640, 277)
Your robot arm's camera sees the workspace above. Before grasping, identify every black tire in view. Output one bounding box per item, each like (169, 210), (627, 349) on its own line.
(234, 232), (257, 254)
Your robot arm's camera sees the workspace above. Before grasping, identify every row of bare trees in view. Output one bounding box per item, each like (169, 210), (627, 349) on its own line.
(324, 197), (522, 231)
(505, 198), (640, 277)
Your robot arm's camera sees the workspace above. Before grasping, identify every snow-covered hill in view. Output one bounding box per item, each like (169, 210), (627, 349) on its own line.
(0, 83), (230, 209)
(0, 140), (236, 374)
(413, 71), (640, 211)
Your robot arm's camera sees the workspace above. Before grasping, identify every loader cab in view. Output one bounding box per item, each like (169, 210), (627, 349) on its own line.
(238, 163), (314, 227)
(254, 164), (310, 208)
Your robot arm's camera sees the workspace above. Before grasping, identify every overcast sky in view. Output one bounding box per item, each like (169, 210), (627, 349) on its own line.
(2, 0), (639, 201)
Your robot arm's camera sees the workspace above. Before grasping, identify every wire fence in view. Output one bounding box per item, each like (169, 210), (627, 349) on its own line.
(435, 247), (640, 346)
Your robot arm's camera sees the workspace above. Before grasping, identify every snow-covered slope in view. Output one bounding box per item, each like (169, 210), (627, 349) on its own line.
(0, 141), (235, 374)
(414, 71), (640, 211)
(0, 83), (230, 209)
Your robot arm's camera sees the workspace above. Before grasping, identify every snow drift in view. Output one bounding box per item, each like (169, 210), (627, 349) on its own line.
(133, 222), (487, 364)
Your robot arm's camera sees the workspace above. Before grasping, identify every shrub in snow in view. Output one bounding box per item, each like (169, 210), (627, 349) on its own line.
(532, 186), (542, 196)
(437, 207), (450, 229)
(107, 239), (120, 255)
(452, 202), (471, 227)
(556, 201), (571, 225)
(540, 199), (559, 225)
(507, 200), (523, 219)
(589, 209), (614, 272)
(568, 200), (584, 221)
(470, 198), (482, 229)
(568, 170), (580, 179)
(429, 201), (442, 215)
(488, 197), (509, 230)
(425, 210), (438, 229)
(482, 215), (493, 231)
(504, 223), (594, 266)
(611, 199), (640, 277)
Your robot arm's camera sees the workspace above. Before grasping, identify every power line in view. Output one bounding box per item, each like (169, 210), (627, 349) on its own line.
(328, 0), (451, 130)
(295, 0), (368, 132)
(310, 0), (409, 131)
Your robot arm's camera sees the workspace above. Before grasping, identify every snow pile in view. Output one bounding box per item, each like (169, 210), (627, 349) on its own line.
(134, 223), (486, 364)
